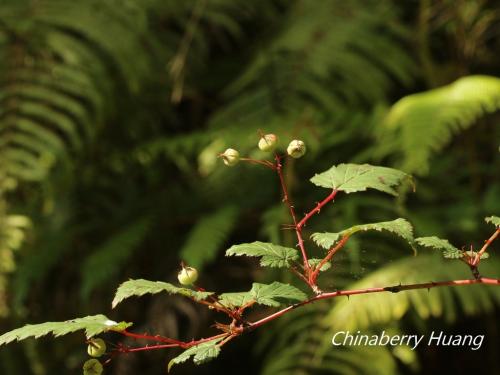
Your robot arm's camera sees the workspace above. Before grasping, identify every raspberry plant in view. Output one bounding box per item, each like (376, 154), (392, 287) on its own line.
(0, 134), (499, 374)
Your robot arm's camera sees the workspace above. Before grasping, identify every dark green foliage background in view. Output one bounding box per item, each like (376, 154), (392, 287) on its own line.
(0, 0), (499, 374)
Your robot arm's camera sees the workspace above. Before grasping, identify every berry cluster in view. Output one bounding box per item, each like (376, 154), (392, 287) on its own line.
(83, 338), (106, 374)
(221, 134), (306, 167)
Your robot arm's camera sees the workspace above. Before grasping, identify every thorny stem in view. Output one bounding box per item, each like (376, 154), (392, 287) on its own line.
(110, 153), (500, 360)
(119, 330), (187, 347)
(275, 158), (341, 287)
(117, 343), (180, 353)
(194, 285), (245, 322)
(290, 263), (310, 284)
(245, 277), (500, 331)
(116, 331), (229, 352)
(115, 275), (500, 354)
(275, 154), (312, 278)
(473, 228), (499, 266)
(309, 236), (350, 286)
(297, 189), (338, 230)
(238, 152), (343, 290)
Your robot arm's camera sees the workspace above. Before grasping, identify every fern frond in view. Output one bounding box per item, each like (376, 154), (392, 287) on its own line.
(0, 200), (31, 317)
(207, 0), (415, 159)
(180, 206), (238, 269)
(80, 217), (151, 299)
(376, 75), (500, 174)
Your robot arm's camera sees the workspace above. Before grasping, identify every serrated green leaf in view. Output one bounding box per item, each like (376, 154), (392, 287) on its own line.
(0, 315), (131, 346)
(415, 236), (462, 259)
(311, 218), (414, 249)
(310, 232), (342, 249)
(225, 241), (299, 268)
(168, 337), (223, 372)
(251, 282), (307, 306)
(112, 279), (213, 308)
(217, 292), (253, 308)
(219, 282), (307, 308)
(310, 163), (411, 196)
(308, 258), (331, 271)
(485, 216), (500, 227)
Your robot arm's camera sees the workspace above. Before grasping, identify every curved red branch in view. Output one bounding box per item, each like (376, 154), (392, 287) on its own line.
(246, 277), (500, 331)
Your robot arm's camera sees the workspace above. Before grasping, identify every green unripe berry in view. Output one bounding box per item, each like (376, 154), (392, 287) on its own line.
(87, 338), (106, 358)
(221, 148), (240, 166)
(258, 134), (278, 152)
(287, 140), (306, 159)
(177, 266), (198, 285)
(83, 359), (103, 375)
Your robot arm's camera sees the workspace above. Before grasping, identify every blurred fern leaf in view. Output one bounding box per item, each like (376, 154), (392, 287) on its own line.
(377, 75), (500, 175)
(180, 206), (238, 269)
(80, 217), (151, 299)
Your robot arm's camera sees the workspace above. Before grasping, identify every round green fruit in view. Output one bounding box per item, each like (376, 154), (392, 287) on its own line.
(221, 148), (240, 166)
(177, 266), (198, 285)
(83, 359), (103, 375)
(287, 140), (306, 159)
(258, 134), (278, 152)
(87, 338), (106, 358)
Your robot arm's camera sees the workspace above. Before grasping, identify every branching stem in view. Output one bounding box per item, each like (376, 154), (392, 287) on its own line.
(473, 228), (499, 266)
(111, 152), (500, 363)
(297, 189), (338, 230)
(309, 235), (350, 285)
(246, 277), (500, 331)
(275, 154), (312, 277)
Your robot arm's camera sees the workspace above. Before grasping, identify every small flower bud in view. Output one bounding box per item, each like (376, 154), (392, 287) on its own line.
(258, 134), (278, 152)
(177, 266), (198, 285)
(87, 338), (106, 358)
(221, 148), (240, 166)
(83, 359), (103, 375)
(287, 140), (306, 159)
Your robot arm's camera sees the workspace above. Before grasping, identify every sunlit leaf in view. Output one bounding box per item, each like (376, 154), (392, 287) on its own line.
(219, 282), (307, 308)
(112, 279), (213, 308)
(310, 163), (411, 196)
(311, 219), (414, 249)
(0, 315), (131, 345)
(225, 242), (299, 268)
(415, 236), (462, 259)
(168, 337), (223, 372)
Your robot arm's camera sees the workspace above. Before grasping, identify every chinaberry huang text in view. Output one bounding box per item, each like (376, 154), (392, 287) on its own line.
(332, 331), (484, 351)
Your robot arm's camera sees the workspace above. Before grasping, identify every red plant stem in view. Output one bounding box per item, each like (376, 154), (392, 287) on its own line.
(473, 228), (499, 266)
(240, 157), (275, 169)
(246, 277), (500, 331)
(290, 264), (310, 284)
(180, 333), (229, 348)
(118, 331), (229, 352)
(119, 330), (186, 347)
(217, 334), (235, 347)
(194, 285), (242, 321)
(120, 343), (180, 352)
(310, 235), (350, 284)
(297, 189), (338, 230)
(275, 154), (312, 277)
(115, 276), (500, 354)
